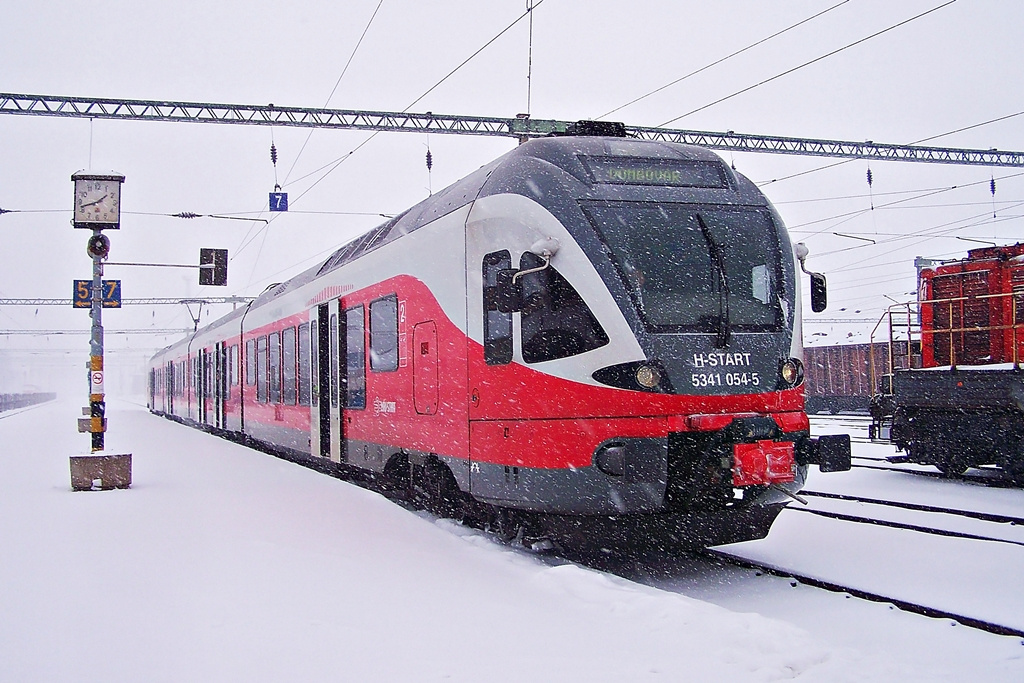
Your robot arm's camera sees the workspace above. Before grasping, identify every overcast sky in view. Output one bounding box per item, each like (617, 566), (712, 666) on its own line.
(2, 0), (1023, 372)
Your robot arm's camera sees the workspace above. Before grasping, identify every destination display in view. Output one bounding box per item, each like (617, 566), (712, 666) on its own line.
(583, 156), (728, 188)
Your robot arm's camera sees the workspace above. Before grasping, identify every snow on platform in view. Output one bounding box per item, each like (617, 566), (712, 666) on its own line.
(1, 400), (1022, 681)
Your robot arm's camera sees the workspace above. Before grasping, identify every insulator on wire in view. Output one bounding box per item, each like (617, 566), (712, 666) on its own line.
(866, 168), (873, 187)
(990, 176), (996, 196)
(270, 143), (278, 166)
(425, 149), (433, 171)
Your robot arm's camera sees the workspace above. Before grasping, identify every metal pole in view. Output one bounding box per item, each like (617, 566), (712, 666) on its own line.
(89, 229), (104, 451)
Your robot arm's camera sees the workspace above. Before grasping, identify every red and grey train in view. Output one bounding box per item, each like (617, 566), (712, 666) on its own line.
(149, 130), (850, 547)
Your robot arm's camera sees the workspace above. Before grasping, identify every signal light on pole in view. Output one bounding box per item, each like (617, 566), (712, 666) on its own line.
(199, 248), (228, 286)
(87, 233), (110, 260)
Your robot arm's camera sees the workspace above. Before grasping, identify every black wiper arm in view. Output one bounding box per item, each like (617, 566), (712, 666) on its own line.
(696, 214), (731, 348)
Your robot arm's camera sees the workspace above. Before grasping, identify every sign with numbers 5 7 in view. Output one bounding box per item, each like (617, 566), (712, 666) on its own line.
(73, 280), (122, 308)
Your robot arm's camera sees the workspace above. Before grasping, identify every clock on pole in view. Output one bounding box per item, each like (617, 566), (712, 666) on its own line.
(72, 171), (125, 229)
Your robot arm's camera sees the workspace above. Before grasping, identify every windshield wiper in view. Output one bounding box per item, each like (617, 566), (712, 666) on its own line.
(696, 214), (731, 347)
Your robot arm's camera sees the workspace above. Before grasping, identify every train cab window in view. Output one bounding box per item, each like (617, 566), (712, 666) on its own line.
(246, 339), (256, 386)
(519, 253), (609, 364)
(256, 335), (268, 403)
(298, 323), (311, 407)
(483, 251), (513, 365)
(283, 326), (297, 405)
(369, 295), (399, 372)
(345, 306), (367, 409)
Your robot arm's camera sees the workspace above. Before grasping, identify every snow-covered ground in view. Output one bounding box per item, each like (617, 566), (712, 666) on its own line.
(2, 400), (1022, 681)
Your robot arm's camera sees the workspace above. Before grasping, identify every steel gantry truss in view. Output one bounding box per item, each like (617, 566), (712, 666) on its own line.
(0, 328), (193, 336)
(0, 296), (253, 306)
(3, 92), (1023, 167)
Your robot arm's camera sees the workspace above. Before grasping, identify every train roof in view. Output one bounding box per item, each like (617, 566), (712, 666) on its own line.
(153, 136), (754, 356)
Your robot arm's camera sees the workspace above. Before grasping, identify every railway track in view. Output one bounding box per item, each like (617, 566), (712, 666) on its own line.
(791, 490), (1024, 549)
(800, 489), (1024, 526)
(698, 485), (1024, 639)
(849, 456), (1019, 488)
(702, 548), (1024, 639)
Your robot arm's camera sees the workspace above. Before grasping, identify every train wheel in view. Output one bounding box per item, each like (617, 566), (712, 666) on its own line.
(381, 453), (412, 501)
(418, 458), (464, 520)
(936, 457), (969, 477)
(1004, 451), (1024, 485)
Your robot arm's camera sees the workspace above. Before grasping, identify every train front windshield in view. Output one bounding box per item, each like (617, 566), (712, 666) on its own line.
(582, 202), (784, 334)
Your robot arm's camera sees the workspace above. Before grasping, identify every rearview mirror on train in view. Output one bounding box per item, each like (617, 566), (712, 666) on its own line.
(495, 269), (523, 313)
(810, 272), (827, 313)
(795, 242), (827, 313)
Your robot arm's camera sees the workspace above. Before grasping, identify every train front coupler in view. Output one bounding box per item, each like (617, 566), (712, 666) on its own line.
(796, 433), (852, 472)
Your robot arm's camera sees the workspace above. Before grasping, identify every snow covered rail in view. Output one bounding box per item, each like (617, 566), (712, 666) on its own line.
(799, 490), (1024, 526)
(0, 392), (56, 413)
(788, 497), (1024, 550)
(703, 549), (1024, 639)
(849, 458), (1020, 488)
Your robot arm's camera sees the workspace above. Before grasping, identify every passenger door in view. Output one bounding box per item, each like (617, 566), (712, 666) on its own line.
(311, 303), (332, 459)
(413, 321), (439, 415)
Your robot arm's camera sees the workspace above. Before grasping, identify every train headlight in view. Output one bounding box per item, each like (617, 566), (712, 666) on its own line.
(780, 358), (804, 387)
(635, 365), (661, 389)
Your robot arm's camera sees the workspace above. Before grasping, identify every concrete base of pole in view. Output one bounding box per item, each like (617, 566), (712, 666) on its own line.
(70, 454), (132, 491)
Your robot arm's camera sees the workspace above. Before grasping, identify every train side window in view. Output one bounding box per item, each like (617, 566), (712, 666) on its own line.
(483, 251), (513, 365)
(345, 306), (367, 409)
(229, 345), (239, 386)
(310, 319), (319, 408)
(205, 350), (214, 398)
(269, 332), (282, 403)
(519, 252), (609, 364)
(330, 314), (339, 408)
(283, 326), (297, 405)
(298, 322), (311, 407)
(369, 295), (399, 372)
(256, 335), (268, 403)
(246, 339), (256, 386)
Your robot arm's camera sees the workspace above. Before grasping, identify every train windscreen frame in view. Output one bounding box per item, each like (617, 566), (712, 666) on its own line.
(581, 201), (785, 334)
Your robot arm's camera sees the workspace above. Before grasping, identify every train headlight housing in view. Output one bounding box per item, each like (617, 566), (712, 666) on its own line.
(635, 365), (661, 389)
(780, 358), (804, 387)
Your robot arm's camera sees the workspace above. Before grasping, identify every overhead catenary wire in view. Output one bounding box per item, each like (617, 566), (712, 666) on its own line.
(235, 1), (548, 283)
(659, 1), (957, 127)
(281, 0), (385, 187)
(758, 109), (1024, 187)
(526, 0), (535, 116)
(232, 0), (387, 284)
(596, 0), (852, 121)
(814, 204), (1024, 264)
(786, 170), (1024, 235)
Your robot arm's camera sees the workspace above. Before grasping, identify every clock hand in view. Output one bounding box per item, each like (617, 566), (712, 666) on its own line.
(80, 194), (109, 208)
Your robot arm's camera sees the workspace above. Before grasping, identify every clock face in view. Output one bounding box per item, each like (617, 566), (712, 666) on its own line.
(75, 178), (121, 225)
